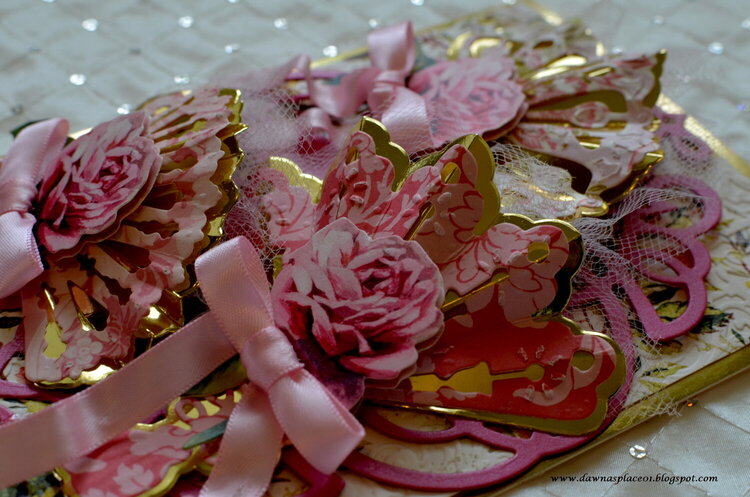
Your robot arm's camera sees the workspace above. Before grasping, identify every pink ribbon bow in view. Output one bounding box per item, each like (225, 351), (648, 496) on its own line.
(0, 118), (68, 298)
(307, 21), (433, 153)
(195, 236), (364, 497)
(0, 236), (363, 495)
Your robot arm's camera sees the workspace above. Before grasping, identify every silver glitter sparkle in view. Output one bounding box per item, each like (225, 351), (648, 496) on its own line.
(69, 73), (87, 86)
(502, 0), (517, 4)
(274, 17), (288, 30)
(117, 104), (132, 115)
(652, 15), (664, 25)
(410, 0), (424, 5)
(173, 74), (191, 85)
(368, 18), (381, 29)
(81, 18), (99, 32)
(322, 45), (339, 57)
(629, 445), (647, 459)
(611, 46), (623, 55)
(178, 16), (194, 28)
(41, 0), (55, 3)
(224, 43), (240, 54)
(708, 42), (724, 55)
(742, 18), (750, 30)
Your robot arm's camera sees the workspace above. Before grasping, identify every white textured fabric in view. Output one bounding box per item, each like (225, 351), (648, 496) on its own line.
(0, 1), (748, 496)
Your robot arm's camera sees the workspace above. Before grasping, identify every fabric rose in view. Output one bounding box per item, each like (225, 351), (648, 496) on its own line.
(271, 218), (445, 381)
(34, 111), (161, 255)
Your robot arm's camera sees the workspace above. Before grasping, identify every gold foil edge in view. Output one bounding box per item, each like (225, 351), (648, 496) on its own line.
(309, 2), (750, 494)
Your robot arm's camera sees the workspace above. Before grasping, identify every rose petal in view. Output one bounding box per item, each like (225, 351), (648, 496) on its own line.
(340, 344), (418, 380)
(272, 218), (445, 383)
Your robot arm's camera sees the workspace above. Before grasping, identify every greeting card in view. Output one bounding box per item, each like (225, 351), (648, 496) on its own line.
(0, 3), (747, 497)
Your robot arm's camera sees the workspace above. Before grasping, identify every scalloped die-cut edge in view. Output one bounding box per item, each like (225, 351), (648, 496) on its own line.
(273, 116), (499, 225)
(355, 117), (412, 192)
(23, 88), (246, 389)
(374, 317), (627, 436)
(271, 116), (499, 219)
(501, 214), (583, 318)
(265, 118), (595, 318)
(365, 118), (587, 319)
(56, 395), (234, 497)
(136, 87), (246, 339)
(405, 126), (501, 237)
(266, 117), (584, 321)
(355, 117), (500, 235)
(58, 393), (342, 497)
(516, 51), (667, 209)
(440, 212), (584, 320)
(435, 20), (667, 217)
(343, 404), (598, 492)
(620, 174), (721, 342)
(136, 87), (245, 270)
(264, 118), (625, 435)
(263, 116), (503, 263)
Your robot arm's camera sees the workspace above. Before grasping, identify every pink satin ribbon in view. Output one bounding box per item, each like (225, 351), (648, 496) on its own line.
(307, 21), (433, 153)
(0, 237), (363, 494)
(0, 118), (68, 299)
(195, 236), (364, 497)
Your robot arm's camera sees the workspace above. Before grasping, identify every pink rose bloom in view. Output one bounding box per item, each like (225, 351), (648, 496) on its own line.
(272, 218), (445, 381)
(408, 56), (527, 145)
(35, 111), (161, 254)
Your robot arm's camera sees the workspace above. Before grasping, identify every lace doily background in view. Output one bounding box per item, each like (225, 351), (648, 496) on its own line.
(0, 1), (748, 496)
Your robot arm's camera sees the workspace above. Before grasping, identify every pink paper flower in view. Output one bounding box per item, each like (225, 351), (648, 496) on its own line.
(271, 218), (444, 381)
(35, 112), (161, 254)
(408, 57), (526, 145)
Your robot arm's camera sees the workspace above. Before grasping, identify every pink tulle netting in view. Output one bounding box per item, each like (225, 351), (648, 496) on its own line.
(214, 59), (722, 422)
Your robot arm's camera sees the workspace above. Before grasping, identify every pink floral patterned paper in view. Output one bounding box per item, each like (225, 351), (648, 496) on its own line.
(59, 395), (234, 497)
(290, 10), (666, 215)
(2, 4), (732, 497)
(261, 118), (583, 324)
(365, 284), (624, 434)
(16, 88), (244, 384)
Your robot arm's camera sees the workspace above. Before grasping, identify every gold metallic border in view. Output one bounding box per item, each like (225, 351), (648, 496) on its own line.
(485, 345), (750, 497)
(56, 399), (210, 497)
(382, 323), (627, 436)
(657, 94), (750, 177)
(487, 4), (750, 497)
(313, 2), (666, 218)
(33, 89), (246, 389)
(309, 5), (547, 68)
(311, 2), (750, 495)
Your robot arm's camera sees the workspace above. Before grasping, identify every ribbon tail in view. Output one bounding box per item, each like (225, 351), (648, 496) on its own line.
(200, 385), (284, 497)
(271, 369), (364, 475)
(195, 237), (276, 349)
(0, 313), (235, 488)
